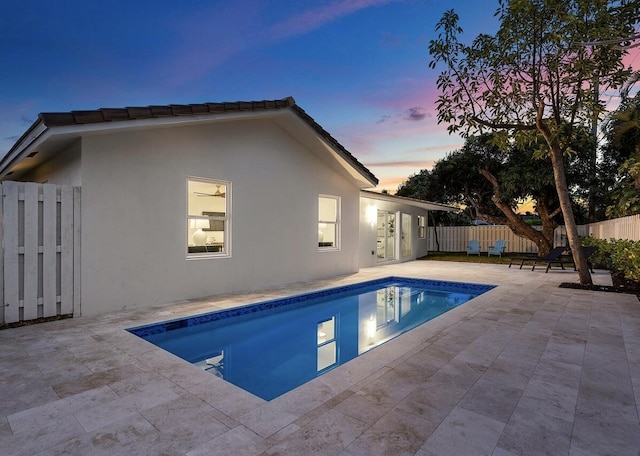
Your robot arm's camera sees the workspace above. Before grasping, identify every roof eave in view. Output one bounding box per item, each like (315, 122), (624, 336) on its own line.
(360, 189), (458, 212)
(0, 97), (379, 187)
(0, 117), (47, 179)
(289, 105), (378, 188)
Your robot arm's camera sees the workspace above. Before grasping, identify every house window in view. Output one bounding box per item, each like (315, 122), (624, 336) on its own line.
(318, 195), (340, 249)
(187, 178), (230, 257)
(418, 215), (426, 239)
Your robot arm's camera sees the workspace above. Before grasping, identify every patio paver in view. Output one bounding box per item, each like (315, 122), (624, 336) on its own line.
(0, 260), (638, 455)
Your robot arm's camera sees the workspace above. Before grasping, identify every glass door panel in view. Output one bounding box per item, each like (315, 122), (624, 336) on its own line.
(386, 213), (396, 260)
(401, 213), (412, 258)
(376, 211), (397, 261)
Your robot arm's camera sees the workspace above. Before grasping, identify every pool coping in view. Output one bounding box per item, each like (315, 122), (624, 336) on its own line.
(1, 261), (638, 455)
(127, 276), (495, 337)
(126, 276), (497, 401)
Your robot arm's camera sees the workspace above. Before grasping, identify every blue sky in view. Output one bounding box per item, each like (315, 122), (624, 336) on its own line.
(2, 1), (635, 191)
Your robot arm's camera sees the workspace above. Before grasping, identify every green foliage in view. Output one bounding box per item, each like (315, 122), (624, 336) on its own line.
(603, 91), (640, 218)
(605, 172), (640, 218)
(580, 237), (615, 270)
(396, 135), (506, 223)
(428, 0), (640, 283)
(610, 240), (640, 282)
(582, 236), (640, 281)
(396, 133), (565, 226)
(429, 1), (639, 145)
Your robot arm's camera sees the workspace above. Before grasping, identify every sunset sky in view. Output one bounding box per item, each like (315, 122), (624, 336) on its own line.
(1, 1), (637, 191)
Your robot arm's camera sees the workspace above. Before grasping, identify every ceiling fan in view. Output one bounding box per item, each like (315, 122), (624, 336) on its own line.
(195, 185), (226, 197)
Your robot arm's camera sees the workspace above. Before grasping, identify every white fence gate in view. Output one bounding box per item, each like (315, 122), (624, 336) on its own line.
(1, 181), (80, 325)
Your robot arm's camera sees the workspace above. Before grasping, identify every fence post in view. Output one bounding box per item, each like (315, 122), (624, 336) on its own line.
(60, 185), (74, 316)
(3, 182), (20, 323)
(23, 184), (38, 320)
(73, 186), (81, 317)
(0, 183), (3, 325)
(42, 184), (57, 318)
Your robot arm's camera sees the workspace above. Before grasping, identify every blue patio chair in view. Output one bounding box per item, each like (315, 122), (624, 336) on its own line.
(466, 239), (481, 256)
(488, 240), (506, 257)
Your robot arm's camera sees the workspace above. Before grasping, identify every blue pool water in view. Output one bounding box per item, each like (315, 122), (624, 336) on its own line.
(128, 277), (494, 400)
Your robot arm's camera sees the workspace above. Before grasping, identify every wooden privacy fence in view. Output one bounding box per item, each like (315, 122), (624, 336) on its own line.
(1, 181), (80, 325)
(427, 215), (640, 253)
(583, 214), (640, 241)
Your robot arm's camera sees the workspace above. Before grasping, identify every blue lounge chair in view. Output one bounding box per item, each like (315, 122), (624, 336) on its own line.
(466, 239), (481, 256)
(488, 240), (506, 257)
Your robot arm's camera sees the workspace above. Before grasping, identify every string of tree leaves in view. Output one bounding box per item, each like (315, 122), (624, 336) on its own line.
(397, 0), (640, 285)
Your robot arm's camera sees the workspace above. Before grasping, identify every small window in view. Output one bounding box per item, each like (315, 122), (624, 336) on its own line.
(318, 195), (340, 249)
(187, 178), (230, 257)
(418, 215), (426, 239)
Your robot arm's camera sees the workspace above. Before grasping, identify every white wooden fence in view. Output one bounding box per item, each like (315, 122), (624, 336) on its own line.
(427, 216), (640, 254)
(1, 182), (80, 325)
(583, 214), (640, 241)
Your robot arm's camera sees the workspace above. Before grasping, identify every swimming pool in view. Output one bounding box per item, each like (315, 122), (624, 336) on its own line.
(128, 277), (494, 400)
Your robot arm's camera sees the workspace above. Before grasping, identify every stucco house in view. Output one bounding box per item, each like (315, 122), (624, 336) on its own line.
(0, 97), (454, 318)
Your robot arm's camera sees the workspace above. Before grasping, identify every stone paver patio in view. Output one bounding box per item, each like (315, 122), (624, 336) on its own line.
(1, 260), (639, 455)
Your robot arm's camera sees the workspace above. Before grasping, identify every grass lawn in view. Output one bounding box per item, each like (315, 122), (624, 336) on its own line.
(418, 252), (528, 265)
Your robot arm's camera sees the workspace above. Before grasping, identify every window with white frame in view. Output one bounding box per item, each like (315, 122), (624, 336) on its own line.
(418, 215), (426, 239)
(318, 195), (340, 249)
(187, 178), (230, 257)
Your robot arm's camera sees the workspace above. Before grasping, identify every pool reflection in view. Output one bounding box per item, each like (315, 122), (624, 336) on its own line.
(143, 283), (480, 400)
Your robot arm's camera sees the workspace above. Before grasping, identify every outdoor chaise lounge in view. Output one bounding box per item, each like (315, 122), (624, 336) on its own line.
(488, 240), (506, 257)
(509, 246), (596, 273)
(508, 247), (567, 270)
(535, 246), (596, 273)
(466, 239), (481, 255)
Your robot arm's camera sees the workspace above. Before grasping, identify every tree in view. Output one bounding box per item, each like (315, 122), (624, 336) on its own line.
(398, 134), (564, 255)
(604, 87), (640, 217)
(428, 0), (640, 284)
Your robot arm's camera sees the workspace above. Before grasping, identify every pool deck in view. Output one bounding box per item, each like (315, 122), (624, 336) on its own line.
(1, 260), (639, 455)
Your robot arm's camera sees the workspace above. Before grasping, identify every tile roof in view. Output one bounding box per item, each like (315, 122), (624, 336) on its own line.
(37, 98), (295, 126)
(4, 97), (378, 186)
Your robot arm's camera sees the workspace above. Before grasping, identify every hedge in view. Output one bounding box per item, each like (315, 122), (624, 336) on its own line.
(582, 236), (640, 282)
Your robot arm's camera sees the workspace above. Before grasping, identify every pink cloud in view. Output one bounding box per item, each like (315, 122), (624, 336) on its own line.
(365, 159), (437, 168)
(165, 0), (405, 86)
(267, 0), (403, 40)
(337, 118), (458, 154)
(370, 166), (435, 193)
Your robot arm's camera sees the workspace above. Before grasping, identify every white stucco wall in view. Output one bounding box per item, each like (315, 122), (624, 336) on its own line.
(21, 140), (82, 185)
(359, 195), (430, 268)
(75, 117), (362, 315)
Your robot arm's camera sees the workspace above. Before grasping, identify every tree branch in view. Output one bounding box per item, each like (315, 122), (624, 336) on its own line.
(472, 116), (537, 131)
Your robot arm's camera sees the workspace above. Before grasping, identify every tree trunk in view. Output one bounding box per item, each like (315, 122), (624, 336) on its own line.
(479, 168), (554, 256)
(548, 144), (593, 284)
(536, 193), (561, 251)
(430, 211), (440, 251)
(535, 100), (592, 285)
